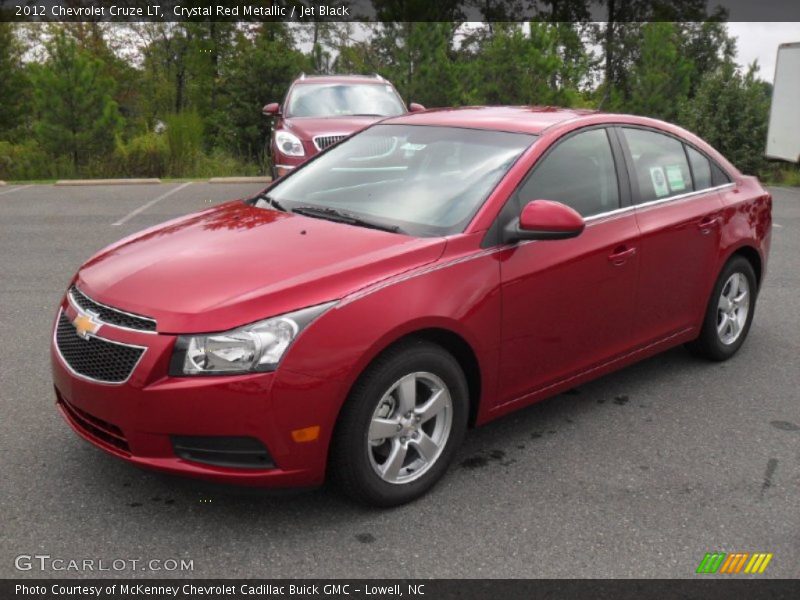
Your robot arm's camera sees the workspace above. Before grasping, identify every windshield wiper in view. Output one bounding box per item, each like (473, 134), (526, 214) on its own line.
(292, 205), (402, 234)
(254, 193), (287, 212)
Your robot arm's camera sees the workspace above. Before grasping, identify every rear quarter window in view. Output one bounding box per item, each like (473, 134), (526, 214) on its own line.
(686, 145), (713, 190)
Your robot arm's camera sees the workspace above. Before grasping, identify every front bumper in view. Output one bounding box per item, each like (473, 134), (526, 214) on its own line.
(51, 299), (341, 488)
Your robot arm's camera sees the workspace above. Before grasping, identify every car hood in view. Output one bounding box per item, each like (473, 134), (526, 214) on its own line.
(76, 201), (446, 334)
(283, 115), (385, 140)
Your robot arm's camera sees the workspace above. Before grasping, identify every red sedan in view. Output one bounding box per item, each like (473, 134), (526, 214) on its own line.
(52, 107), (772, 506)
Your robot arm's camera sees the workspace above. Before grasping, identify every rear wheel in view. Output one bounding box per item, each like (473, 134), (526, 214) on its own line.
(330, 340), (469, 507)
(687, 255), (757, 361)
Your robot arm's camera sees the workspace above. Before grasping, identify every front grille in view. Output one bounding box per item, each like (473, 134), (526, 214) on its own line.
(56, 313), (145, 384)
(313, 134), (347, 151)
(69, 285), (157, 332)
(57, 390), (130, 454)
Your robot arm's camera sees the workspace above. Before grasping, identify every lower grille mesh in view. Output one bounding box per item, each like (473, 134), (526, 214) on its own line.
(56, 313), (144, 383)
(58, 393), (130, 454)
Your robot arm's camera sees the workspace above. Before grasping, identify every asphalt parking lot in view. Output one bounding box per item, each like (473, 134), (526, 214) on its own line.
(1, 182), (798, 579)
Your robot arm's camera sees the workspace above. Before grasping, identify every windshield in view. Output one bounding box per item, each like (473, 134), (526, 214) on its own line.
(286, 83), (406, 118)
(256, 125), (536, 237)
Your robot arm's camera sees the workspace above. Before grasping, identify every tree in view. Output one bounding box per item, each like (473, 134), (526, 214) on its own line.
(30, 30), (123, 171)
(626, 22), (692, 121)
(464, 23), (586, 107)
(678, 61), (771, 175)
(0, 22), (27, 140)
(215, 23), (310, 162)
(596, 0), (721, 109)
(676, 20), (736, 97)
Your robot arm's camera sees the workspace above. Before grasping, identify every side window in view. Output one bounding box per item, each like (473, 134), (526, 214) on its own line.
(517, 129), (620, 218)
(621, 128), (693, 203)
(686, 145), (712, 190)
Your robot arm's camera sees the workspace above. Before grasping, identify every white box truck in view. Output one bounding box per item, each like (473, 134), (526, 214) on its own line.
(766, 42), (800, 163)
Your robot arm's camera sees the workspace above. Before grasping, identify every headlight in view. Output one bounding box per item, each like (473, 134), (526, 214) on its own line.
(274, 130), (305, 157)
(170, 302), (335, 376)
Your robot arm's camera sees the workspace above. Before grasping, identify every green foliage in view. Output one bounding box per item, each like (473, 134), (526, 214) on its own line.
(677, 61), (771, 175)
(215, 23), (310, 163)
(760, 164), (800, 186)
(625, 23), (692, 121)
(114, 132), (170, 178)
(0, 18), (789, 183)
(165, 111), (204, 176)
(191, 150), (260, 179)
(463, 23), (585, 107)
(29, 31), (122, 172)
(0, 140), (69, 180)
(0, 23), (28, 140)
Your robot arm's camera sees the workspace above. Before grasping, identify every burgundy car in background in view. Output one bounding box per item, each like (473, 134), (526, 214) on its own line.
(52, 107), (771, 506)
(263, 73), (424, 178)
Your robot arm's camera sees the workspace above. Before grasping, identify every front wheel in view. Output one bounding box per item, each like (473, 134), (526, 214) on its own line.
(330, 340), (469, 507)
(687, 255), (758, 361)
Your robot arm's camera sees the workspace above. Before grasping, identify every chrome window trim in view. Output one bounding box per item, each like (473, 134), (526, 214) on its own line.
(274, 164), (296, 170)
(53, 308), (148, 386)
(312, 133), (348, 152)
(583, 182), (735, 225)
(68, 286), (158, 335)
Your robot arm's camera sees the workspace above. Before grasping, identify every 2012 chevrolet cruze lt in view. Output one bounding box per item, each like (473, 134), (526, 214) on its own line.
(52, 107), (772, 506)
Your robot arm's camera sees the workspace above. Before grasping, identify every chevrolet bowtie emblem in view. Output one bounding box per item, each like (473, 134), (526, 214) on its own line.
(72, 311), (101, 339)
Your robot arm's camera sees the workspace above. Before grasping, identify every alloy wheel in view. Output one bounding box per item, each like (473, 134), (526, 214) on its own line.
(716, 272), (750, 345)
(367, 371), (453, 484)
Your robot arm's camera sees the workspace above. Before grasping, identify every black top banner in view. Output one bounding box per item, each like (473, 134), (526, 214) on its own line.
(1, 0), (800, 22)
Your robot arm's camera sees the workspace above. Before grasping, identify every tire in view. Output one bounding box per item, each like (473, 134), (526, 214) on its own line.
(686, 255), (758, 361)
(330, 340), (469, 507)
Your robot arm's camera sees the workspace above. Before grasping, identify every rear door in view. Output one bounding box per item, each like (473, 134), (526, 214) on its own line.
(496, 127), (641, 405)
(617, 126), (728, 346)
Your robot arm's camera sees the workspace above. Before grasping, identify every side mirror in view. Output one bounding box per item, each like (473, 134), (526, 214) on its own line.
(408, 102), (425, 112)
(503, 200), (585, 243)
(263, 102), (280, 116)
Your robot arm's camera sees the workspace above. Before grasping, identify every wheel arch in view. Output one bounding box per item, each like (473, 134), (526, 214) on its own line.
(338, 325), (484, 430)
(729, 245), (763, 289)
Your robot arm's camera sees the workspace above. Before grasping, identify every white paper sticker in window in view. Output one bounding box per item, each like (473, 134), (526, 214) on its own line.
(649, 166), (669, 197)
(665, 164), (687, 192)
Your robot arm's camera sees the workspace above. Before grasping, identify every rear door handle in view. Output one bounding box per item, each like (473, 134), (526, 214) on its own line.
(698, 216), (719, 233)
(608, 246), (637, 266)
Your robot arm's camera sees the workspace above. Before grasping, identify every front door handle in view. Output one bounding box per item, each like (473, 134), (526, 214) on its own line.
(608, 246), (637, 266)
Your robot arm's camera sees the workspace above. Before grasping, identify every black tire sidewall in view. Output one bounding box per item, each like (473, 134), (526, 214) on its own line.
(698, 256), (758, 360)
(332, 341), (469, 507)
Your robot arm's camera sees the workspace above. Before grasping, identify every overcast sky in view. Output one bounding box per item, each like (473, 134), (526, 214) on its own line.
(727, 22), (800, 82)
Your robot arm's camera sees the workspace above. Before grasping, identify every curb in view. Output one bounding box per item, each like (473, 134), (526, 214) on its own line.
(208, 176), (272, 184)
(55, 178), (162, 186)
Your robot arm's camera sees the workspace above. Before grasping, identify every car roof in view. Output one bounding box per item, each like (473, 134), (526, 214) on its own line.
(383, 106), (599, 135)
(292, 74), (390, 86)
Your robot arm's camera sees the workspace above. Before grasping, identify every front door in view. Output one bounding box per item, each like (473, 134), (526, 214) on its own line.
(496, 128), (640, 405)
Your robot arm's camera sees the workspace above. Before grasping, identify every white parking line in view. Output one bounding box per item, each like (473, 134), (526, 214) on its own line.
(112, 182), (193, 226)
(773, 223), (783, 228)
(0, 184), (33, 196)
